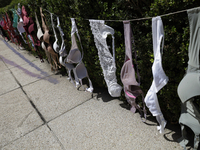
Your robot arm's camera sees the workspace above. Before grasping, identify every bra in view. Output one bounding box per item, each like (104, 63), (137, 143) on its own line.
(50, 13), (59, 53)
(17, 21), (25, 33)
(89, 19), (122, 97)
(5, 13), (16, 37)
(40, 7), (51, 44)
(121, 20), (146, 120)
(15, 9), (25, 33)
(57, 16), (67, 57)
(70, 18), (93, 92)
(5, 13), (12, 29)
(21, 6), (34, 34)
(12, 9), (18, 28)
(2, 16), (8, 30)
(67, 33), (82, 64)
(0, 20), (4, 28)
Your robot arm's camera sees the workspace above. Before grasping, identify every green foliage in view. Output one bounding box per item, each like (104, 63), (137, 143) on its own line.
(1, 0), (200, 123)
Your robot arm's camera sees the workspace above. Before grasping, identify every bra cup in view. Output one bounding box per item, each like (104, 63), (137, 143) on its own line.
(37, 28), (44, 41)
(125, 85), (143, 98)
(13, 16), (18, 28)
(63, 57), (75, 70)
(53, 40), (59, 53)
(17, 22), (25, 33)
(75, 62), (87, 79)
(121, 60), (139, 86)
(67, 49), (81, 64)
(46, 44), (54, 52)
(41, 42), (47, 51)
(20, 18), (23, 22)
(59, 56), (64, 66)
(43, 31), (50, 44)
(178, 73), (200, 103)
(0, 20), (5, 27)
(23, 16), (29, 26)
(27, 23), (34, 34)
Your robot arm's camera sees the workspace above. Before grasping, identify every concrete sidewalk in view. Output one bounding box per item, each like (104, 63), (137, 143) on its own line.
(0, 38), (185, 150)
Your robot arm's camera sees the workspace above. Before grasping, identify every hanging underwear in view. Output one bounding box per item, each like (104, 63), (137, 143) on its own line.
(68, 18), (93, 92)
(5, 12), (20, 43)
(177, 7), (200, 150)
(0, 26), (7, 39)
(56, 17), (78, 85)
(40, 8), (51, 44)
(11, 9), (18, 28)
(21, 6), (41, 47)
(21, 6), (35, 35)
(121, 20), (146, 121)
(16, 5), (25, 33)
(56, 17), (76, 83)
(2, 16), (11, 41)
(0, 20), (5, 28)
(144, 16), (169, 134)
(56, 16), (66, 57)
(21, 5), (43, 62)
(15, 10), (28, 44)
(50, 13), (59, 53)
(16, 10), (25, 33)
(34, 12), (43, 41)
(35, 11), (55, 71)
(89, 20), (122, 97)
(40, 7), (60, 70)
(2, 16), (8, 31)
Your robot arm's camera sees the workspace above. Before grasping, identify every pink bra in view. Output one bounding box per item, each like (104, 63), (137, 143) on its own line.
(121, 21), (146, 121)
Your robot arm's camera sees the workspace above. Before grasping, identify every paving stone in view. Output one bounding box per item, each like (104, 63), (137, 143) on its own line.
(48, 97), (182, 150)
(0, 69), (19, 95)
(0, 44), (37, 69)
(0, 89), (43, 148)
(23, 75), (93, 122)
(0, 58), (8, 72)
(10, 59), (55, 86)
(2, 125), (63, 150)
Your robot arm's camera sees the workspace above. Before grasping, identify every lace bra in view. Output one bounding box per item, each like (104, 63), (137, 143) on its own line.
(89, 20), (122, 97)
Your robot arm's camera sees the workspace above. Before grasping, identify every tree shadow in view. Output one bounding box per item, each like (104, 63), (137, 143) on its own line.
(0, 38), (59, 84)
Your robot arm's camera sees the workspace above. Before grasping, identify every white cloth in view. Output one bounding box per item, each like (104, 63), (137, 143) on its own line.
(89, 20), (122, 97)
(144, 16), (169, 133)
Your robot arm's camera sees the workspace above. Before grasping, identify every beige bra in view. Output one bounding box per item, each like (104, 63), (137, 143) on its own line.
(40, 7), (51, 44)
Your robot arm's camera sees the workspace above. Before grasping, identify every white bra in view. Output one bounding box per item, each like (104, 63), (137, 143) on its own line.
(50, 13), (59, 53)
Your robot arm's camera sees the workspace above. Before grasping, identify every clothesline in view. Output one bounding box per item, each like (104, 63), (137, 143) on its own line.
(22, 4), (199, 22)
(86, 6), (200, 22)
(3, 4), (200, 22)
(21, 4), (200, 22)
(43, 9), (59, 17)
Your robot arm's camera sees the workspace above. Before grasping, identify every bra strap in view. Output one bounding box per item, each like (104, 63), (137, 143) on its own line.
(112, 35), (115, 64)
(71, 18), (84, 63)
(57, 16), (66, 56)
(50, 13), (58, 41)
(130, 30), (146, 121)
(131, 31), (141, 85)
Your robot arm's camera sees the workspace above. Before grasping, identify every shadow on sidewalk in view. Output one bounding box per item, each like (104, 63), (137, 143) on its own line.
(0, 38), (59, 84)
(91, 84), (198, 148)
